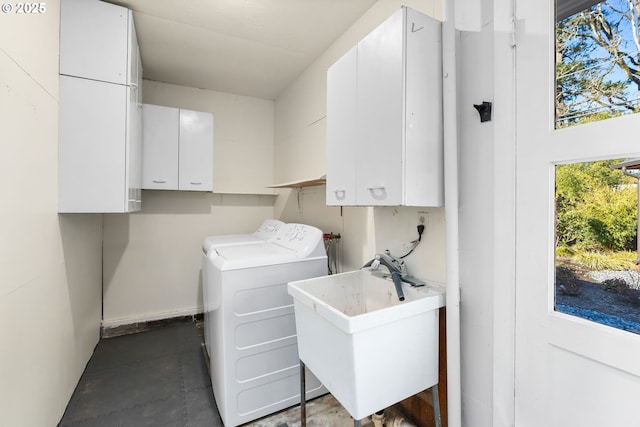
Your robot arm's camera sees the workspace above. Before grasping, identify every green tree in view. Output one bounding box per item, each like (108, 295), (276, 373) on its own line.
(556, 160), (637, 251)
(556, 0), (640, 127)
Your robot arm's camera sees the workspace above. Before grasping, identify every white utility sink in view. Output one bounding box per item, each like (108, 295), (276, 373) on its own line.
(288, 269), (445, 420)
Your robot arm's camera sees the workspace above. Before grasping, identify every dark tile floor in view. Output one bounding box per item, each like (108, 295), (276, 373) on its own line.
(58, 321), (222, 427)
(58, 319), (361, 427)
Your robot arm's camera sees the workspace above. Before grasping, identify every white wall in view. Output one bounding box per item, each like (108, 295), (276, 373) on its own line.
(102, 80), (276, 327)
(0, 1), (103, 425)
(490, 0), (517, 425)
(457, 0), (519, 425)
(458, 22), (495, 427)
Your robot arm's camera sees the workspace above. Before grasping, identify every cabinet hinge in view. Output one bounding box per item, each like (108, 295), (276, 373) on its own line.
(510, 17), (517, 47)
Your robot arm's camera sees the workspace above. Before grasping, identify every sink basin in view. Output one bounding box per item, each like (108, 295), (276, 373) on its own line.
(288, 270), (445, 420)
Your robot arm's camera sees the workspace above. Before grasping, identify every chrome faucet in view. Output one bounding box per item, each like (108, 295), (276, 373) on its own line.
(363, 252), (405, 301)
(362, 250), (426, 301)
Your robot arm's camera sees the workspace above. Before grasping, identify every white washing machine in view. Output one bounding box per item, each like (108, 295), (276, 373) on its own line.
(201, 219), (284, 256)
(205, 223), (328, 427)
(202, 219), (285, 355)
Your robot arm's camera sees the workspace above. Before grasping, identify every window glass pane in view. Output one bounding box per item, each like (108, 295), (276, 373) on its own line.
(555, 159), (640, 333)
(555, 0), (640, 128)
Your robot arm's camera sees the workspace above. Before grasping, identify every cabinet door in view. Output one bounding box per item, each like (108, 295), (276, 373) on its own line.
(59, 0), (129, 85)
(179, 109), (214, 191)
(403, 8), (443, 207)
(58, 76), (128, 213)
(126, 87), (142, 211)
(356, 8), (404, 206)
(326, 46), (358, 206)
(127, 10), (140, 87)
(129, 43), (143, 208)
(142, 104), (180, 190)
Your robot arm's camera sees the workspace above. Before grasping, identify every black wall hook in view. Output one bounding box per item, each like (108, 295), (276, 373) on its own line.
(473, 101), (492, 122)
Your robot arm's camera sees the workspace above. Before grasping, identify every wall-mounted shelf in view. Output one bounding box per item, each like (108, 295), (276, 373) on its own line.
(213, 190), (278, 196)
(268, 175), (326, 189)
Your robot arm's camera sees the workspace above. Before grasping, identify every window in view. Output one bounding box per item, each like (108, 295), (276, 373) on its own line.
(554, 159), (640, 333)
(555, 0), (640, 128)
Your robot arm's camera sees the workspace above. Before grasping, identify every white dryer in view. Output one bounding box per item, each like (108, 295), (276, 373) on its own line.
(201, 219), (285, 355)
(205, 223), (328, 427)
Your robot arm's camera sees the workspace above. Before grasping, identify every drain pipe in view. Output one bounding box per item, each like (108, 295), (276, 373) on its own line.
(387, 417), (417, 427)
(442, 0), (462, 426)
(370, 411), (417, 427)
(371, 411), (385, 427)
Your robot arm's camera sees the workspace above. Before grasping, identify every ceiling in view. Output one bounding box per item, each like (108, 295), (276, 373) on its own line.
(108, 0), (377, 100)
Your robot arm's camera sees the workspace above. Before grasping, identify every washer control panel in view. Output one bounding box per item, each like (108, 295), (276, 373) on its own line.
(254, 219), (285, 239)
(273, 223), (325, 257)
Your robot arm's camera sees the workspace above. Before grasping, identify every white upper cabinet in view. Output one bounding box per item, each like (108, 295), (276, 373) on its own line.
(142, 104), (214, 192)
(58, 0), (143, 213)
(326, 7), (443, 207)
(60, 0), (134, 86)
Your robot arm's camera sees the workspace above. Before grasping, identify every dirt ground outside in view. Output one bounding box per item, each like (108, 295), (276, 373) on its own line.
(555, 267), (640, 334)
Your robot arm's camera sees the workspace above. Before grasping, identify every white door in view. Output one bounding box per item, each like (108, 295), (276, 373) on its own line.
(515, 0), (640, 425)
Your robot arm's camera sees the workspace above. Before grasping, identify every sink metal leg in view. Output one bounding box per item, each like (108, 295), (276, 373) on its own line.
(431, 384), (442, 427)
(300, 360), (306, 427)
(354, 419), (361, 427)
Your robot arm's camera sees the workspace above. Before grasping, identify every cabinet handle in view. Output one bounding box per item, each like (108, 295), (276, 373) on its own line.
(367, 185), (387, 200)
(332, 189), (346, 201)
(131, 83), (138, 89)
(152, 180), (167, 184)
(190, 182), (202, 185)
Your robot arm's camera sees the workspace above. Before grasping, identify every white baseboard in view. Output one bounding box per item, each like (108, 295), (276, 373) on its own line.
(101, 307), (203, 329)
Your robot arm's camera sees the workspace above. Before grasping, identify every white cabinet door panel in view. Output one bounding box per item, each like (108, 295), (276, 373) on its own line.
(179, 109), (214, 191)
(58, 76), (127, 213)
(404, 8), (443, 207)
(127, 13), (139, 88)
(326, 47), (358, 206)
(142, 105), (179, 190)
(59, 0), (129, 85)
(126, 86), (142, 210)
(129, 44), (143, 208)
(356, 9), (404, 206)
